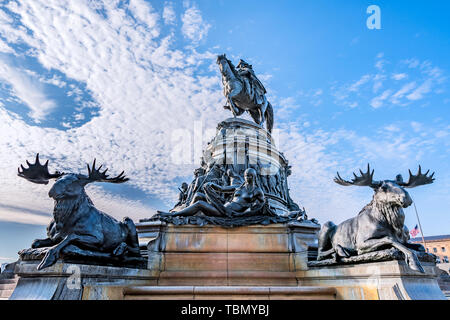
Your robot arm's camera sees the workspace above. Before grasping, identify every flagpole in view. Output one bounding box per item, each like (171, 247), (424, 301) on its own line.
(413, 202), (427, 249)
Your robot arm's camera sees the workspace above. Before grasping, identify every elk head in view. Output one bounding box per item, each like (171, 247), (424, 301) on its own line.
(334, 164), (435, 209)
(18, 154), (129, 200)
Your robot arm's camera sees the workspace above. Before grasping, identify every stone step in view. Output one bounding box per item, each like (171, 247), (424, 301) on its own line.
(0, 277), (18, 299)
(123, 286), (336, 300)
(0, 278), (17, 285)
(0, 289), (14, 298)
(0, 283), (16, 290)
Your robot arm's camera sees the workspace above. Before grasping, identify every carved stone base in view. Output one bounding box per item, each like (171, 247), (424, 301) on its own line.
(123, 285), (336, 300)
(9, 261), (157, 300)
(299, 259), (446, 300)
(136, 220), (320, 286)
(19, 245), (147, 269)
(308, 248), (436, 267)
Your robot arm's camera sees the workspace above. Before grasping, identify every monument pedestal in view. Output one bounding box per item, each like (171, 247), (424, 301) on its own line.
(9, 261), (157, 300)
(299, 260), (446, 300)
(137, 221), (319, 286)
(125, 220), (338, 300)
(123, 285), (336, 300)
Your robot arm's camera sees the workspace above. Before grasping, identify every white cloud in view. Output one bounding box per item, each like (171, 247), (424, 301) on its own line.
(392, 73), (407, 80)
(370, 89), (392, 108)
(390, 81), (416, 105)
(0, 59), (57, 121)
(332, 54), (446, 109)
(181, 4), (210, 43)
(407, 79), (432, 101)
(349, 74), (371, 92)
(403, 58), (420, 68)
(0, 38), (14, 53)
(128, 0), (159, 27)
(0, 1), (447, 232)
(372, 73), (386, 93)
(163, 2), (177, 25)
(0, 206), (50, 225)
(0, 0), (225, 224)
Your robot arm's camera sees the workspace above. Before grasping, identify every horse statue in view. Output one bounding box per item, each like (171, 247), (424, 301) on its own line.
(217, 54), (274, 133)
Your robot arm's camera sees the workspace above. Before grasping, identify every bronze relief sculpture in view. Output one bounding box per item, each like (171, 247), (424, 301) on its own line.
(160, 168), (265, 218)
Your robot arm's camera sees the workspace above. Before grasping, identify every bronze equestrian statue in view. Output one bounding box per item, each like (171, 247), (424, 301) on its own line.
(217, 54), (274, 133)
(317, 164), (434, 273)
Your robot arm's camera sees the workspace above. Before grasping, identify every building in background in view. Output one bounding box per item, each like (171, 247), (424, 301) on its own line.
(411, 234), (450, 298)
(410, 234), (450, 266)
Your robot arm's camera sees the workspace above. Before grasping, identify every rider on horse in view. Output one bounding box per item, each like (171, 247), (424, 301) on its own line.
(217, 54), (274, 133)
(236, 59), (267, 106)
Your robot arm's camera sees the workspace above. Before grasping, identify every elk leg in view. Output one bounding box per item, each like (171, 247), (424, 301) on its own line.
(123, 217), (141, 256)
(38, 234), (102, 270)
(336, 244), (353, 258)
(113, 242), (128, 257)
(405, 242), (426, 252)
(32, 238), (56, 248)
(317, 248), (335, 261)
(357, 237), (424, 273)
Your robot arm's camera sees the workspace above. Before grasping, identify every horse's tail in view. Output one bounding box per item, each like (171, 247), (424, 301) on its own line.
(265, 102), (274, 133)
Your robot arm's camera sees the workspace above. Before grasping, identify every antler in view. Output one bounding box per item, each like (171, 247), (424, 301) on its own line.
(85, 159), (129, 184)
(17, 153), (63, 185)
(334, 164), (380, 188)
(400, 165), (435, 188)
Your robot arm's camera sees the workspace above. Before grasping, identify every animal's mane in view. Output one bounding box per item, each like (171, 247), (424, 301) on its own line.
(222, 56), (239, 79)
(363, 198), (405, 238)
(53, 190), (94, 225)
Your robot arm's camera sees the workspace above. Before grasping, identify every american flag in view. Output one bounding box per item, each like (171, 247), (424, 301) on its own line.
(410, 224), (420, 238)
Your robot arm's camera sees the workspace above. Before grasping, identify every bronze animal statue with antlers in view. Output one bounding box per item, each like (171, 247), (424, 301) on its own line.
(317, 164), (435, 273)
(17, 154), (143, 270)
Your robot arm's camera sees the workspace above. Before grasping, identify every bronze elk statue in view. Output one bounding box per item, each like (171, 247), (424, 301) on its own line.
(17, 154), (142, 270)
(317, 164), (435, 273)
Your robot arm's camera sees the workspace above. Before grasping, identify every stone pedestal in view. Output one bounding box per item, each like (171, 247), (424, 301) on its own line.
(299, 260), (446, 300)
(137, 221), (319, 287)
(123, 285), (336, 300)
(124, 220), (337, 300)
(9, 261), (156, 300)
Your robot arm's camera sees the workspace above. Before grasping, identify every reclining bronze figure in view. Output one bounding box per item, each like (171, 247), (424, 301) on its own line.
(159, 168), (265, 218)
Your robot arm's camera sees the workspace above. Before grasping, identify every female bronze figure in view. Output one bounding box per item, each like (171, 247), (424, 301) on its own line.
(159, 168), (265, 218)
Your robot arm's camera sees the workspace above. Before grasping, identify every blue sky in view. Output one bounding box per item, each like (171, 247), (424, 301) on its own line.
(0, 0), (449, 264)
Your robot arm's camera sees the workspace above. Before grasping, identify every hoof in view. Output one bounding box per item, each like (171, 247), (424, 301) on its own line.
(31, 239), (41, 249)
(410, 262), (425, 273)
(407, 254), (425, 273)
(113, 242), (128, 257)
(37, 249), (58, 270)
